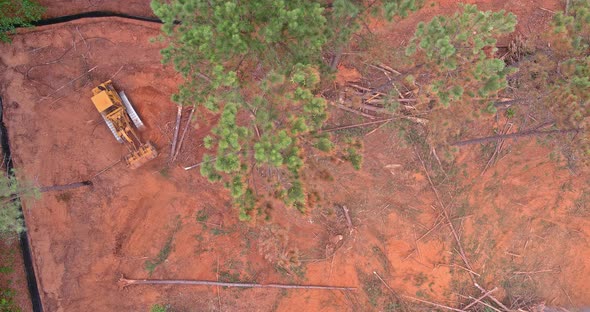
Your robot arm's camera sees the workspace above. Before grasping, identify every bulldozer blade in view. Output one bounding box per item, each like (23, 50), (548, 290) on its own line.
(124, 142), (158, 169)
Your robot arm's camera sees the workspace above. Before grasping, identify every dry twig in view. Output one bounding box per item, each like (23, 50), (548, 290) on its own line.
(415, 150), (474, 274)
(403, 295), (465, 312)
(331, 102), (376, 119)
(462, 287), (498, 310)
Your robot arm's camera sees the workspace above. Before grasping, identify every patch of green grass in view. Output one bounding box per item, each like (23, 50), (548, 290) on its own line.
(384, 300), (403, 312)
(210, 227), (229, 236)
(195, 210), (208, 223)
(0, 266), (13, 274)
(413, 272), (427, 287)
(291, 264), (306, 279)
(0, 288), (20, 312)
(415, 290), (428, 298)
(144, 237), (174, 274)
(150, 303), (169, 312)
(193, 234), (204, 242)
(0, 242), (19, 312)
(570, 191), (590, 216)
(219, 270), (241, 283)
(144, 218), (181, 275)
(372, 246), (392, 274)
(362, 275), (383, 307)
(159, 167), (171, 178)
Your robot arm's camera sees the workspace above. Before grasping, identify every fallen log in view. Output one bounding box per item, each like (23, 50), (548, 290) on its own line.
(118, 275), (356, 291)
(172, 106), (195, 162)
(452, 128), (580, 147)
(169, 105), (182, 162)
(39, 181), (92, 192)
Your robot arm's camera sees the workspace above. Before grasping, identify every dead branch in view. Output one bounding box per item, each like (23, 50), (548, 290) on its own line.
(416, 217), (444, 242)
(184, 157), (217, 171)
(169, 105), (183, 163)
(377, 63), (401, 75)
(474, 283), (510, 311)
(91, 160), (122, 179)
(341, 205), (353, 234)
(109, 65), (125, 81)
(117, 275), (355, 291)
(415, 150), (474, 274)
(403, 295), (465, 312)
(331, 102), (376, 119)
(452, 128), (580, 147)
(539, 7), (556, 14)
(330, 48), (343, 70)
(435, 263), (481, 278)
(348, 83), (372, 92)
(360, 105), (426, 125)
(365, 120), (391, 136)
(172, 106), (195, 162)
(365, 98), (417, 104)
(513, 269), (556, 275)
(462, 287), (498, 310)
(320, 114), (427, 133)
(320, 118), (395, 133)
(75, 26), (89, 51)
(481, 122), (513, 175)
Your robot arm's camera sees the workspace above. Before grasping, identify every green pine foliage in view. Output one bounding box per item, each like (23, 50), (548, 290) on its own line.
(405, 4), (517, 110)
(151, 0), (328, 106)
(552, 0), (590, 56)
(0, 174), (22, 234)
(152, 0), (423, 219)
(0, 0), (44, 43)
(546, 0), (590, 156)
(326, 0), (423, 59)
(0, 172), (38, 234)
(402, 4), (517, 147)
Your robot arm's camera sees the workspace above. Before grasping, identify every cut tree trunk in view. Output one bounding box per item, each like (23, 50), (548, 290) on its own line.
(452, 128), (580, 147)
(169, 105), (182, 162)
(118, 276), (355, 291)
(39, 181), (92, 192)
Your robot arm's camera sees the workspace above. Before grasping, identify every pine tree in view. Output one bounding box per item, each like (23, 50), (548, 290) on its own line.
(152, 0), (423, 219)
(402, 4), (517, 146)
(0, 0), (44, 43)
(0, 172), (37, 234)
(546, 0), (590, 158)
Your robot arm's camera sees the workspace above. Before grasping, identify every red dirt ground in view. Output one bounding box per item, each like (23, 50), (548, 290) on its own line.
(37, 0), (154, 18)
(1, 0), (589, 311)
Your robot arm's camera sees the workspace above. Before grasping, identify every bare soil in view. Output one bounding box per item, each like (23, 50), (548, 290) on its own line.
(0, 0), (588, 311)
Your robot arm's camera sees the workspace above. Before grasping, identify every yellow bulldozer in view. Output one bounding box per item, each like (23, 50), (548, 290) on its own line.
(91, 80), (158, 169)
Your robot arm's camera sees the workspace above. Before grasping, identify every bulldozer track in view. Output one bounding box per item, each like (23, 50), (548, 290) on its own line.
(119, 91), (145, 130)
(101, 114), (124, 143)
